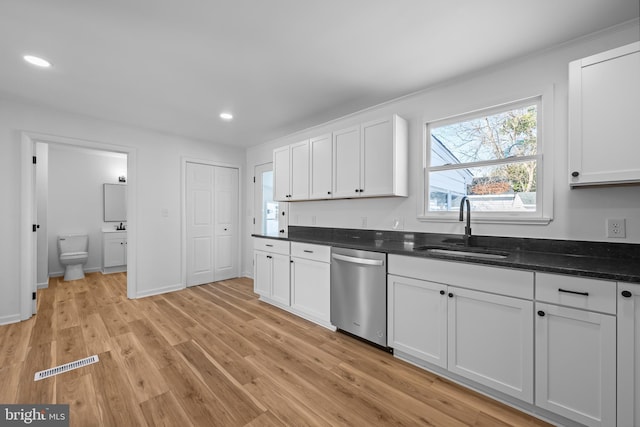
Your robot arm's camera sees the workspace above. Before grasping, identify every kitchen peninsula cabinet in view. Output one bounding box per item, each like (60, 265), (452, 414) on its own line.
(273, 140), (309, 201)
(569, 41), (640, 186)
(618, 282), (640, 427)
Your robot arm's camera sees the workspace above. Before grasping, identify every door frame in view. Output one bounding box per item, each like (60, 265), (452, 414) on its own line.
(20, 132), (138, 320)
(180, 157), (242, 287)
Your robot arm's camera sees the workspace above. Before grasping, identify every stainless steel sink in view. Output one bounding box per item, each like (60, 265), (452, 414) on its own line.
(425, 248), (509, 259)
(413, 245), (510, 260)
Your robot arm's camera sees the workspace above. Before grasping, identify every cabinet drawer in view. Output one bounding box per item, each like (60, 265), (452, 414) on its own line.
(536, 273), (616, 314)
(253, 238), (289, 255)
(388, 255), (533, 299)
(290, 242), (330, 262)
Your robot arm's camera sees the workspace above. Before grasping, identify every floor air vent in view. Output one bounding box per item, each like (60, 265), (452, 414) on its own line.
(34, 355), (99, 381)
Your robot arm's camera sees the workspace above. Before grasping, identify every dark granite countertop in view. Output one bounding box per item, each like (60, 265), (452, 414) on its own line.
(253, 226), (640, 284)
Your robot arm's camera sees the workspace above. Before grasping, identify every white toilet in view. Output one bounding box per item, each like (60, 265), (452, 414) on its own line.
(58, 234), (89, 281)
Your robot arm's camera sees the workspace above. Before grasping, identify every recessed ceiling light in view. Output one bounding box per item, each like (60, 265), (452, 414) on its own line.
(220, 112), (233, 121)
(24, 55), (51, 68)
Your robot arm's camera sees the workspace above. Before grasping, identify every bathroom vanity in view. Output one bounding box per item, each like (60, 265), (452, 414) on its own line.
(102, 230), (127, 273)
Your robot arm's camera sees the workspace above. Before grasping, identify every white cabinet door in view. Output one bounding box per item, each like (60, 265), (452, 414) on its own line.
(618, 283), (640, 427)
(104, 238), (126, 267)
(289, 140), (309, 200)
(535, 302), (616, 427)
(447, 287), (533, 403)
(270, 253), (291, 306)
(569, 42), (640, 186)
(388, 275), (447, 368)
(290, 257), (330, 322)
(332, 125), (361, 198)
(309, 133), (333, 199)
(273, 145), (290, 201)
(253, 251), (271, 297)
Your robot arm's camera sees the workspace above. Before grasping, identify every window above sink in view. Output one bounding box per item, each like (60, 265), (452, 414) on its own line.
(418, 87), (554, 225)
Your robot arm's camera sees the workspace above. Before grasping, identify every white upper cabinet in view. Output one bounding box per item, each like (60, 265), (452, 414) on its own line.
(273, 114), (408, 202)
(332, 125), (361, 198)
(273, 140), (310, 201)
(569, 42), (640, 186)
(309, 133), (333, 199)
(273, 145), (290, 201)
(360, 115), (408, 197)
(333, 115), (408, 199)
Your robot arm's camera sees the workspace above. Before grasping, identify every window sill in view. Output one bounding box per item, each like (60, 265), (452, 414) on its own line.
(417, 215), (552, 226)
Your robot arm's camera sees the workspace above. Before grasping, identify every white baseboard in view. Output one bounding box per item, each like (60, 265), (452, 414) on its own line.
(37, 281), (49, 289)
(135, 283), (184, 299)
(0, 313), (22, 326)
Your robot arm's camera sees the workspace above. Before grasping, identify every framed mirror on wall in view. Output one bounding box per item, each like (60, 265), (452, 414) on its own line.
(104, 183), (127, 221)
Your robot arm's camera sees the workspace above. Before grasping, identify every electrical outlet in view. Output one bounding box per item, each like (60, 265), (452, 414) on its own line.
(311, 216), (316, 225)
(361, 217), (367, 228)
(607, 218), (626, 238)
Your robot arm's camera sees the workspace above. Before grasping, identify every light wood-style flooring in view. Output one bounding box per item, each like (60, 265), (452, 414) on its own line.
(0, 273), (551, 426)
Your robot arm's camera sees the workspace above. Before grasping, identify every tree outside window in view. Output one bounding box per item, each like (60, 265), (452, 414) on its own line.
(426, 98), (540, 214)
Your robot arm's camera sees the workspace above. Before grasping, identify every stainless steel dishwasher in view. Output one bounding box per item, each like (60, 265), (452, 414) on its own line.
(330, 247), (388, 348)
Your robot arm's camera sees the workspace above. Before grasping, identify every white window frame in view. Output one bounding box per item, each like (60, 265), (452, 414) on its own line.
(418, 86), (554, 225)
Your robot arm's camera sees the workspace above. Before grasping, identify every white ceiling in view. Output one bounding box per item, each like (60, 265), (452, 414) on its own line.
(1, 1), (638, 147)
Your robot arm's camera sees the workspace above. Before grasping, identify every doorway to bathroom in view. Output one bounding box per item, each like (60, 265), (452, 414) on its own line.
(20, 132), (137, 320)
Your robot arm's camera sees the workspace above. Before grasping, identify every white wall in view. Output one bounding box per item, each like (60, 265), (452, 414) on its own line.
(245, 20), (640, 276)
(0, 98), (245, 324)
(47, 146), (127, 277)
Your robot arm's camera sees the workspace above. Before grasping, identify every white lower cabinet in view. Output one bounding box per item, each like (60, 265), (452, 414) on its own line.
(253, 238), (332, 329)
(618, 282), (640, 427)
(253, 238), (290, 306)
(448, 287), (533, 403)
(535, 302), (616, 427)
(387, 255), (534, 404)
(103, 231), (127, 273)
(290, 242), (331, 326)
(534, 273), (617, 427)
(388, 275), (447, 368)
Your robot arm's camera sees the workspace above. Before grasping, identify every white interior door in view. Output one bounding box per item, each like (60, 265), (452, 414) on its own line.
(186, 162), (215, 286)
(214, 166), (238, 281)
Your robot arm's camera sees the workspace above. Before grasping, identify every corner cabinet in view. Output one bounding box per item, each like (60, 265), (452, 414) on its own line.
(103, 231), (127, 273)
(569, 42), (640, 186)
(618, 282), (640, 427)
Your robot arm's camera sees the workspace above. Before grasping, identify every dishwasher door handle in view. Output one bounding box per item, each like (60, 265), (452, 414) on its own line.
(331, 253), (384, 266)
